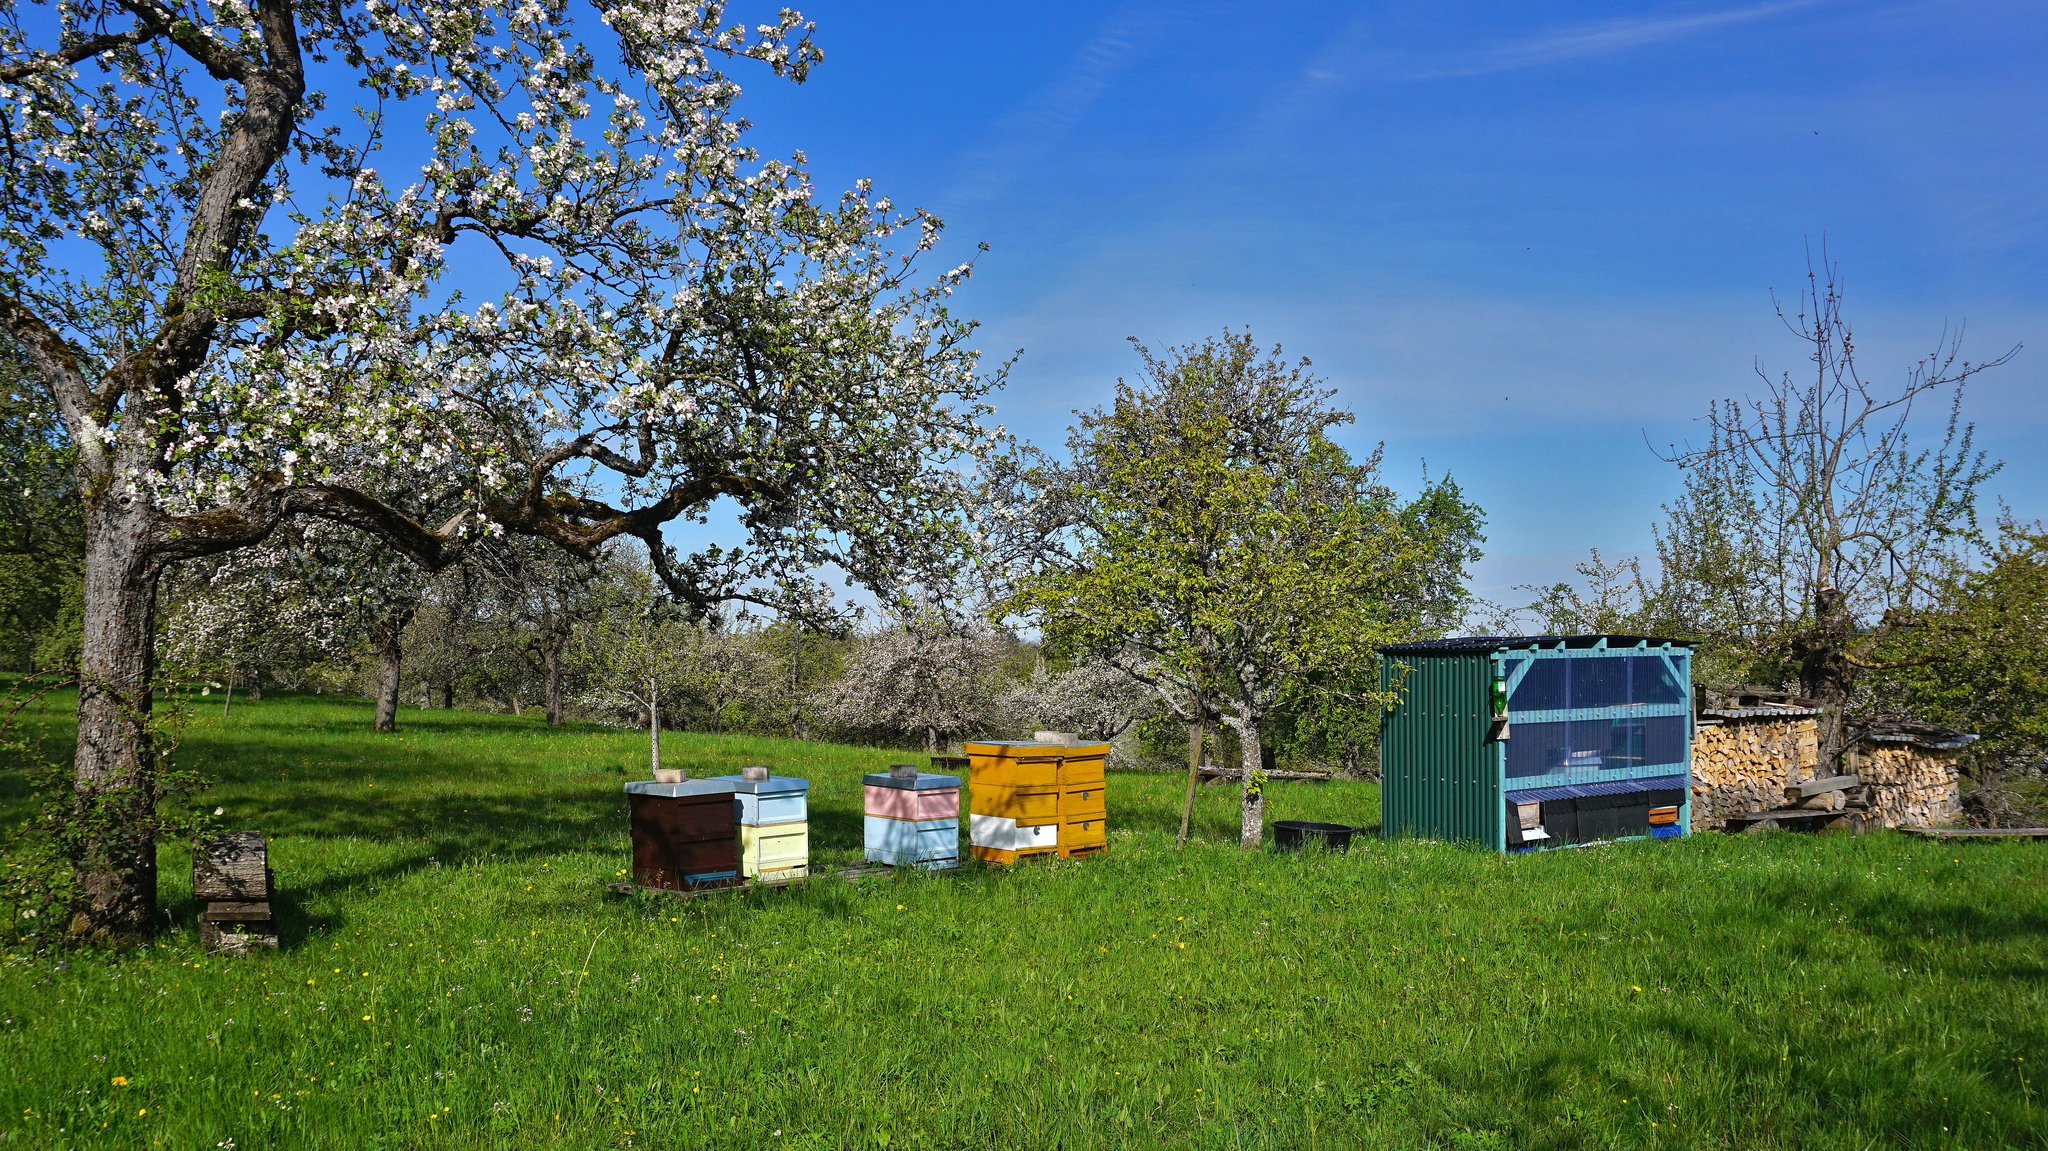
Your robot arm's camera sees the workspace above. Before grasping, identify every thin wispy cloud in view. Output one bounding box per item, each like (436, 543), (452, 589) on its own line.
(1404, 0), (1841, 80)
(943, 6), (1172, 208)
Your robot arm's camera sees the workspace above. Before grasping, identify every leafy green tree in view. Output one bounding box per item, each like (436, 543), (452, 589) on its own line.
(998, 332), (1483, 847)
(1870, 521), (2048, 824)
(1657, 256), (2015, 762)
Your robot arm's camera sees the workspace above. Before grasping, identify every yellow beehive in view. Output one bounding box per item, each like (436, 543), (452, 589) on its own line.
(963, 740), (1110, 863)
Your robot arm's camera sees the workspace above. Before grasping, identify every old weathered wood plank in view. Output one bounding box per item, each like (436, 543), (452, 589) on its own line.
(193, 831), (270, 901)
(1786, 774), (1861, 799)
(1899, 827), (2048, 840)
(200, 901), (274, 922)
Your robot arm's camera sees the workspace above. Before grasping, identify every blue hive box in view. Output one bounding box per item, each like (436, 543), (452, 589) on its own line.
(863, 815), (959, 869)
(708, 772), (809, 827)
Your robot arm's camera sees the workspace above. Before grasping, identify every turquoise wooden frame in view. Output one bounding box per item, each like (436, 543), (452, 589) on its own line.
(1487, 638), (1693, 852)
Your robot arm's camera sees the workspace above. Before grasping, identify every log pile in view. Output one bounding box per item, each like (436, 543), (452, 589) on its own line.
(1692, 707), (1967, 832)
(194, 831), (277, 953)
(1851, 740), (1962, 829)
(1690, 714), (1820, 829)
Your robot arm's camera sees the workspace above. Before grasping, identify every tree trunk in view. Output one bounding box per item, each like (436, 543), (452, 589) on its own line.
(72, 501), (163, 939)
(1797, 585), (1856, 767)
(925, 725), (939, 754)
(1177, 709), (1204, 849)
(370, 607), (413, 733)
(1233, 710), (1266, 849)
(542, 639), (564, 728)
(222, 672), (234, 719)
(441, 681), (454, 710)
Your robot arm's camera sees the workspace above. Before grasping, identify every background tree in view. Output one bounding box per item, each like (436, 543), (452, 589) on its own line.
(568, 557), (697, 777)
(810, 605), (1011, 752)
(996, 332), (1484, 847)
(1002, 652), (1158, 743)
(1659, 255), (2016, 762)
(0, 335), (81, 672)
(1, 1), (997, 936)
(1869, 520), (2048, 825)
(470, 537), (607, 727)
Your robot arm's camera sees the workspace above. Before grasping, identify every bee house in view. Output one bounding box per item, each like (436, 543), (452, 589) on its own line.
(709, 769), (810, 882)
(962, 739), (1109, 864)
(625, 778), (742, 890)
(1379, 635), (1694, 852)
(863, 766), (961, 870)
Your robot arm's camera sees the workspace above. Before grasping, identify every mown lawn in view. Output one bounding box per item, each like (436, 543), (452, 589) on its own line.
(2, 692), (2045, 1149)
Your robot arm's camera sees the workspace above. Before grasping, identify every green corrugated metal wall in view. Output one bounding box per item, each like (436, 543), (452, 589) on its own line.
(1379, 651), (1500, 845)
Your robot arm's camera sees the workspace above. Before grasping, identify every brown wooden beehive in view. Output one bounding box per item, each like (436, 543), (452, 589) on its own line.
(625, 779), (742, 891)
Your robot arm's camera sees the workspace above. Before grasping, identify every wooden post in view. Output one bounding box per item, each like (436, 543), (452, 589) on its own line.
(1177, 696), (1204, 849)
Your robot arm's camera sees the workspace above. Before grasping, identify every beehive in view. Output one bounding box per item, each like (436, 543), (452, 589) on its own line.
(625, 779), (742, 890)
(863, 766), (961, 869)
(963, 740), (1110, 863)
(709, 770), (810, 882)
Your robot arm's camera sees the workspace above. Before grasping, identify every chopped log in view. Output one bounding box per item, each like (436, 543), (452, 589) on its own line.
(1787, 774), (1860, 799)
(194, 831), (270, 901)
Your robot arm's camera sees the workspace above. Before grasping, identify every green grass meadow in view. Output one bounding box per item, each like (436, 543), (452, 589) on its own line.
(2, 693), (2045, 1149)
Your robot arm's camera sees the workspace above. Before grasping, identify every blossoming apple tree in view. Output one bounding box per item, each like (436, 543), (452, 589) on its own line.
(0, 0), (999, 937)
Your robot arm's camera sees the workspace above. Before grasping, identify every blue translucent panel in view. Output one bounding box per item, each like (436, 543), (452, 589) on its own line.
(1568, 718), (1621, 767)
(1506, 720), (1573, 777)
(1642, 714), (1686, 764)
(1569, 657), (1633, 710)
(1510, 660), (1569, 712)
(1633, 656), (1685, 704)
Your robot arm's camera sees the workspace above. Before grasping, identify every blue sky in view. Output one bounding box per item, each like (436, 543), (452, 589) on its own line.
(729, 0), (2048, 608)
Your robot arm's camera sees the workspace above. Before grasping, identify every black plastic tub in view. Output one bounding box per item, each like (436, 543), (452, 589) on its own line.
(1272, 820), (1356, 852)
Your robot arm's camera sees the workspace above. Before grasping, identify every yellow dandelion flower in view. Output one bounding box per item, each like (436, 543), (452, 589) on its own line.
(110, 1077), (129, 1087)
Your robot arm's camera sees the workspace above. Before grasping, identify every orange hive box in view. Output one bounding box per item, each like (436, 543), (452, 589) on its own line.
(963, 740), (1110, 863)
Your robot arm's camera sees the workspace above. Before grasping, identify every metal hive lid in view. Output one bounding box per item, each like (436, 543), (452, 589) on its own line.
(864, 772), (962, 790)
(706, 773), (810, 795)
(623, 779), (738, 798)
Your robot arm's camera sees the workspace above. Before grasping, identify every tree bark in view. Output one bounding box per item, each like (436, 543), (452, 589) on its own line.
(71, 499), (163, 939)
(1232, 710), (1266, 849)
(925, 725), (939, 754)
(1797, 585), (1856, 767)
(370, 607), (414, 733)
(441, 681), (454, 710)
(1177, 709), (1204, 849)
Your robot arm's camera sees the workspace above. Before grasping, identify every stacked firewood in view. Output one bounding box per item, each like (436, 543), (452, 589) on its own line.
(1854, 742), (1962, 828)
(194, 831), (277, 953)
(1690, 716), (1821, 829)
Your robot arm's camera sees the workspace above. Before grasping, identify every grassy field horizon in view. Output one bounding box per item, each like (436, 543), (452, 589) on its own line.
(3, 691), (2044, 1149)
